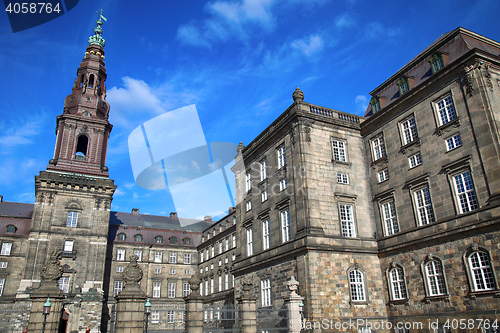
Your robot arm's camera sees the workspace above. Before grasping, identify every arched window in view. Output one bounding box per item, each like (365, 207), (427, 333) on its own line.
(117, 233), (126, 241)
(464, 245), (497, 292)
(387, 264), (407, 301)
(170, 237), (177, 244)
(348, 267), (366, 302)
(183, 238), (191, 245)
(134, 234), (143, 242)
(88, 74), (94, 88)
(76, 135), (88, 157)
(421, 255), (447, 297)
(155, 236), (163, 244)
(6, 225), (17, 233)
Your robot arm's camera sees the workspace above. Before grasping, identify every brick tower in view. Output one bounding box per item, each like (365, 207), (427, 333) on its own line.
(18, 12), (117, 332)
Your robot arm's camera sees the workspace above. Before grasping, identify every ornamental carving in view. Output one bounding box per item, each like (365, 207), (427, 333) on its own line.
(287, 276), (299, 296)
(241, 277), (253, 297)
(290, 123), (298, 147)
(123, 255), (143, 284)
(462, 61), (482, 97)
(41, 250), (63, 282)
(482, 62), (493, 92)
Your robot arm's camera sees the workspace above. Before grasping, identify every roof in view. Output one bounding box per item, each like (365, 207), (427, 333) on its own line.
(365, 27), (500, 117)
(109, 211), (211, 232)
(0, 201), (34, 219)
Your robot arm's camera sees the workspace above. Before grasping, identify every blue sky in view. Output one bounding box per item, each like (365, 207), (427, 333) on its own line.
(1, 0), (499, 219)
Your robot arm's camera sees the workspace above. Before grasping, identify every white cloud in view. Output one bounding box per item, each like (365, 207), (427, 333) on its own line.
(291, 35), (324, 57)
(123, 182), (135, 189)
(364, 22), (401, 40)
(0, 119), (44, 154)
(334, 13), (355, 29)
(177, 23), (213, 49)
(355, 95), (368, 113)
(114, 188), (125, 196)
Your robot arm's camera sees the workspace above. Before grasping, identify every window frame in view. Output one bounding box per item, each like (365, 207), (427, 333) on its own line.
(134, 234), (143, 242)
(387, 264), (408, 302)
(261, 279), (272, 307)
(399, 116), (418, 146)
(377, 169), (389, 183)
(430, 53), (445, 74)
(246, 228), (253, 256)
(245, 171), (252, 192)
(154, 251), (162, 263)
(463, 245), (498, 293)
(371, 135), (387, 162)
(337, 172), (349, 185)
(184, 253), (191, 264)
(347, 265), (368, 303)
(169, 252), (177, 263)
(331, 138), (347, 162)
(408, 152), (422, 169)
(279, 178), (287, 191)
(379, 198), (399, 236)
(155, 235), (163, 243)
(434, 94), (458, 127)
(339, 203), (356, 238)
(151, 310), (160, 324)
(58, 276), (70, 293)
(66, 211), (78, 227)
(0, 278), (4, 296)
(113, 280), (123, 297)
(277, 145), (286, 169)
(153, 282), (161, 298)
(117, 233), (126, 241)
(260, 159), (268, 181)
(445, 133), (462, 151)
(397, 76), (411, 95)
(411, 185), (435, 226)
(262, 219), (270, 250)
(281, 209), (291, 243)
(183, 282), (191, 297)
(64, 240), (74, 252)
(116, 249), (125, 261)
(5, 225), (16, 233)
(421, 255), (448, 298)
(451, 169), (479, 214)
(0, 243), (12, 256)
(370, 96), (381, 113)
(134, 250), (142, 262)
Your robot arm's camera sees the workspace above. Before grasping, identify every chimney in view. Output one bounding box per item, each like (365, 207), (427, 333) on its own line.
(204, 216), (212, 222)
(132, 208), (139, 215)
(170, 212), (178, 218)
(0, 195), (3, 202)
(228, 206), (236, 214)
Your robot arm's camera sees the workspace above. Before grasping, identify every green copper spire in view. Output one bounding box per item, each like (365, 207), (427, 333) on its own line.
(88, 9), (107, 47)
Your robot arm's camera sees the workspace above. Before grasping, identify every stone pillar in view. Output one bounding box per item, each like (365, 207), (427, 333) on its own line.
(115, 255), (147, 333)
(27, 250), (64, 333)
(184, 275), (203, 333)
(237, 278), (257, 333)
(283, 276), (304, 333)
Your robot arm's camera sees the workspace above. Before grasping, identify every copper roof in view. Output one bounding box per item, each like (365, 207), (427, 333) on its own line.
(0, 201), (34, 219)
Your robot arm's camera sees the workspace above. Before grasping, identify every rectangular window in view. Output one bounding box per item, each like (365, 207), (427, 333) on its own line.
(245, 172), (252, 192)
(183, 283), (191, 297)
(262, 220), (270, 250)
(154, 268), (161, 274)
(205, 280), (208, 295)
(1, 243), (12, 256)
(398, 77), (410, 95)
(218, 259), (222, 267)
(225, 257), (228, 264)
(169, 252), (177, 263)
(185, 269), (190, 275)
(408, 153), (422, 168)
(66, 211), (78, 227)
(113, 281), (123, 297)
(400, 117), (418, 145)
(446, 134), (462, 151)
(337, 173), (349, 184)
(261, 190), (268, 202)
(414, 187), (435, 226)
(281, 210), (290, 243)
(169, 268), (176, 275)
(134, 250), (142, 261)
(260, 160), (267, 181)
(277, 145), (286, 168)
(261, 279), (271, 307)
(210, 279), (214, 294)
(116, 266), (123, 273)
(64, 240), (73, 252)
(167, 310), (175, 323)
(116, 249), (125, 261)
(349, 270), (366, 301)
(219, 275), (222, 291)
(454, 171), (479, 213)
(225, 238), (229, 251)
(382, 201), (399, 236)
(246, 201), (252, 212)
(332, 140), (347, 162)
(0, 278), (4, 296)
(225, 274), (229, 290)
(279, 178), (287, 191)
(340, 204), (356, 238)
(58, 276), (70, 293)
(168, 283), (176, 298)
(152, 310), (160, 324)
(0, 262), (7, 268)
(378, 169), (389, 183)
(153, 282), (161, 298)
(155, 251), (162, 263)
(200, 251), (203, 263)
(219, 241), (222, 254)
(436, 96), (457, 126)
(232, 235), (236, 248)
(184, 253), (191, 264)
(232, 254), (236, 261)
(371, 136), (386, 161)
(246, 229), (253, 256)
(431, 56), (444, 73)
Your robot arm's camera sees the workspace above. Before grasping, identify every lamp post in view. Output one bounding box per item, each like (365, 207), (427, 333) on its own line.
(298, 300), (304, 326)
(144, 298), (151, 333)
(42, 297), (52, 333)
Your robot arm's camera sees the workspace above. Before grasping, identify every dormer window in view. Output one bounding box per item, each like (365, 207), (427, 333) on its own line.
(430, 53), (445, 74)
(134, 234), (143, 242)
(370, 97), (381, 113)
(6, 225), (16, 233)
(117, 233), (126, 241)
(397, 77), (411, 95)
(155, 236), (163, 243)
(170, 237), (177, 244)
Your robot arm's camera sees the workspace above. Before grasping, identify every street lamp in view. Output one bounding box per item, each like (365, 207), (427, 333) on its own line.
(42, 297), (52, 333)
(144, 298), (151, 333)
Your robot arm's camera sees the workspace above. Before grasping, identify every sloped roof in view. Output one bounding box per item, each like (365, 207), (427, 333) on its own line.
(365, 27), (500, 117)
(0, 201), (34, 219)
(109, 211), (211, 232)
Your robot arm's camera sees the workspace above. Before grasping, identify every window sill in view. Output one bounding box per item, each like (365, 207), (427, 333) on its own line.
(423, 294), (450, 303)
(434, 117), (460, 136)
(350, 300), (368, 306)
(399, 138), (421, 155)
(409, 163), (422, 170)
(388, 299), (409, 307)
(370, 156), (388, 168)
(468, 289), (500, 299)
(61, 251), (77, 259)
(274, 166), (287, 178)
(332, 160), (352, 167)
(445, 145), (462, 153)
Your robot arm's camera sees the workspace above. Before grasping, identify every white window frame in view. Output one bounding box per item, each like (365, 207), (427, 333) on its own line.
(199, 251), (203, 263)
(453, 171), (479, 214)
(58, 276), (70, 293)
(261, 279), (271, 307)
(435, 95), (457, 126)
(116, 249), (125, 261)
(377, 169), (389, 183)
(245, 172), (252, 192)
(219, 241), (222, 254)
(151, 310), (160, 324)
(210, 278), (214, 294)
(66, 211), (78, 227)
(169, 252), (177, 263)
(116, 266), (123, 273)
(154, 268), (161, 274)
(261, 190), (268, 202)
(260, 160), (267, 181)
(153, 282), (161, 298)
(281, 210), (290, 243)
(183, 282), (191, 297)
(232, 235), (236, 248)
(218, 275), (222, 292)
(64, 240), (74, 252)
(167, 310), (175, 323)
(408, 152), (422, 168)
(134, 250), (142, 262)
(169, 268), (176, 275)
(277, 145), (286, 169)
(400, 116), (418, 145)
(389, 266), (407, 300)
(337, 172), (349, 184)
(468, 251), (496, 291)
(225, 274), (229, 290)
(155, 251), (162, 263)
(185, 269), (190, 275)
(225, 238), (229, 251)
(279, 178), (287, 191)
(445, 133), (462, 151)
(168, 282), (176, 298)
(414, 187), (435, 226)
(424, 260), (447, 296)
(262, 219), (270, 250)
(349, 269), (366, 302)
(332, 139), (347, 162)
(340, 204), (356, 238)
(381, 200), (399, 236)
(246, 201), (252, 212)
(113, 281), (123, 297)
(0, 278), (4, 296)
(0, 262), (7, 268)
(371, 136), (386, 161)
(246, 228), (253, 256)
(184, 253), (191, 264)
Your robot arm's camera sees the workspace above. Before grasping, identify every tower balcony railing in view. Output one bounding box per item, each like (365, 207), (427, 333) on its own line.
(75, 154), (86, 161)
